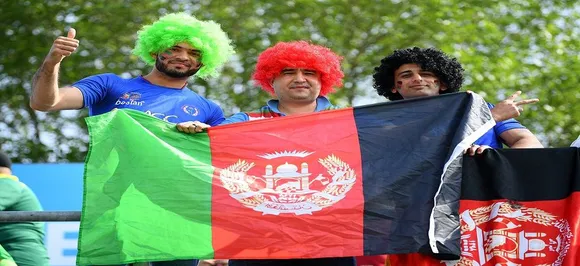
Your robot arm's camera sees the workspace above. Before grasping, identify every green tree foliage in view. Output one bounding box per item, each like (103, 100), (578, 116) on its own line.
(1, 0), (578, 162)
(0, 0), (169, 162)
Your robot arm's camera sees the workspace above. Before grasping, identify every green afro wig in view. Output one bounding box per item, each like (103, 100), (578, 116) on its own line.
(133, 12), (235, 79)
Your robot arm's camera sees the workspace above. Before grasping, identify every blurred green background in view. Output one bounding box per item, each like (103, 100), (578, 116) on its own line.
(1, 0), (579, 162)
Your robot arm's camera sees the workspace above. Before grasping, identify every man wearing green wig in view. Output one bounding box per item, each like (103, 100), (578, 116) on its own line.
(30, 12), (234, 126)
(29, 13), (234, 266)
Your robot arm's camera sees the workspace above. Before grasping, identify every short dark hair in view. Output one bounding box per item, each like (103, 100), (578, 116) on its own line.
(0, 151), (12, 169)
(373, 47), (465, 101)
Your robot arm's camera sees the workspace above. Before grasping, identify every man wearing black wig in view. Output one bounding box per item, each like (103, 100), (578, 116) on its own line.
(373, 47), (543, 153)
(371, 47), (543, 265)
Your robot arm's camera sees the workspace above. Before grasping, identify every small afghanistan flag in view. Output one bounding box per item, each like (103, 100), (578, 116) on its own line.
(76, 93), (494, 265)
(388, 148), (580, 265)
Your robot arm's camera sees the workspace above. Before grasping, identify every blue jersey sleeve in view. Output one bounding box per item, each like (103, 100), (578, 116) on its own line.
(494, 118), (525, 135)
(205, 102), (226, 126)
(221, 112), (250, 125)
(72, 73), (117, 108)
(487, 103), (525, 135)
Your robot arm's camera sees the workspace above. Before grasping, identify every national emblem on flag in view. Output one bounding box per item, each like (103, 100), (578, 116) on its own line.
(219, 151), (356, 215)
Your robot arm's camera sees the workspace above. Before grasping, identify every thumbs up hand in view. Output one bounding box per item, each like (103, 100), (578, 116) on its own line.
(67, 28), (76, 39)
(44, 28), (79, 66)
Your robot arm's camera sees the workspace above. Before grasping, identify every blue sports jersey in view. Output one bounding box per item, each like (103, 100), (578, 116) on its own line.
(473, 103), (526, 148)
(73, 73), (224, 125)
(222, 97), (335, 124)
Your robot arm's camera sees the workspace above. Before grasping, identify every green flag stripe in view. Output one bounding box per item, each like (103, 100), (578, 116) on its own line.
(0, 244), (16, 266)
(77, 109), (214, 265)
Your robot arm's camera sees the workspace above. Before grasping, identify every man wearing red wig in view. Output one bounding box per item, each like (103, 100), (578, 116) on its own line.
(178, 41), (355, 266)
(223, 40), (344, 123)
(177, 40), (345, 133)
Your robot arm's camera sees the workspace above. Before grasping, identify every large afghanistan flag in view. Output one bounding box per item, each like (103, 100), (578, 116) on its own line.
(388, 148), (580, 265)
(76, 93), (494, 265)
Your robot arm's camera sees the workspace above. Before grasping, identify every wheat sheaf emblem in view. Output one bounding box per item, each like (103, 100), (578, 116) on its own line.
(456, 201), (571, 266)
(218, 153), (356, 214)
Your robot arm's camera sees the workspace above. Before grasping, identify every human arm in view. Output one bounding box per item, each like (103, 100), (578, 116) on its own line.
(205, 103), (226, 126)
(499, 128), (543, 148)
(176, 111), (250, 134)
(490, 91), (539, 122)
(467, 125), (543, 156)
(29, 28), (84, 111)
(220, 112), (250, 125)
(177, 111), (249, 134)
(176, 102), (223, 134)
(176, 121), (211, 134)
(465, 93), (542, 154)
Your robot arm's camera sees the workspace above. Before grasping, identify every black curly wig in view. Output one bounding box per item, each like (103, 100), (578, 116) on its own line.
(373, 47), (465, 101)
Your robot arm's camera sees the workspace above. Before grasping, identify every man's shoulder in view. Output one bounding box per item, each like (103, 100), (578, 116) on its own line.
(0, 178), (23, 196)
(315, 96), (338, 111)
(74, 73), (130, 88)
(80, 73), (124, 81)
(0, 178), (19, 186)
(96, 73), (122, 78)
(180, 88), (222, 108)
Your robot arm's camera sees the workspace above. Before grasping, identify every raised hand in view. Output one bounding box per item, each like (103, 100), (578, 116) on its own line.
(44, 28), (79, 66)
(491, 91), (539, 122)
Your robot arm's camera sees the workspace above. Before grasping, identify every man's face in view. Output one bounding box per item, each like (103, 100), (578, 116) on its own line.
(271, 68), (322, 103)
(392, 63), (447, 99)
(154, 42), (203, 78)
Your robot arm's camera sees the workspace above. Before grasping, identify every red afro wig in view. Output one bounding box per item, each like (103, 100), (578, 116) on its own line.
(252, 41), (344, 96)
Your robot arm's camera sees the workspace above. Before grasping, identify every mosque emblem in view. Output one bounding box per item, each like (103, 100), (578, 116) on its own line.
(453, 201), (572, 266)
(219, 150), (356, 215)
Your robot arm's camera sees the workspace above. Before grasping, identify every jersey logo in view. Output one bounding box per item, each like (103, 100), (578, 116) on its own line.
(115, 92), (144, 106)
(182, 105), (199, 116)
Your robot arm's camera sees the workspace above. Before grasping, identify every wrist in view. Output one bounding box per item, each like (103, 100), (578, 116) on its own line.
(42, 58), (60, 71)
(491, 109), (502, 122)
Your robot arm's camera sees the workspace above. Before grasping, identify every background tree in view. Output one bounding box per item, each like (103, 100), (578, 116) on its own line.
(1, 0), (578, 162)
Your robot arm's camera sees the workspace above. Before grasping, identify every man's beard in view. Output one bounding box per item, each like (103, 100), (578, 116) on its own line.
(155, 59), (200, 78)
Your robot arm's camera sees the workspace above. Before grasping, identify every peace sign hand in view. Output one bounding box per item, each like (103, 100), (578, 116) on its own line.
(491, 91), (539, 122)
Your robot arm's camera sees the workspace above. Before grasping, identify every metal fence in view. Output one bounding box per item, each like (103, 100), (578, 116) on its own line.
(0, 211), (80, 222)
